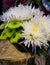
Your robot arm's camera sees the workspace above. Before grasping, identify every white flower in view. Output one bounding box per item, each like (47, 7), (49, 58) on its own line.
(1, 4), (44, 22)
(35, 15), (50, 40)
(21, 18), (49, 48)
(1, 4), (34, 21)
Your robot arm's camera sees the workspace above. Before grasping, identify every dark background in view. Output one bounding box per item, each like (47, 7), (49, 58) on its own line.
(0, 0), (2, 15)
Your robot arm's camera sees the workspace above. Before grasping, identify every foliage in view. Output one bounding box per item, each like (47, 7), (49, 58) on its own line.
(0, 19), (22, 43)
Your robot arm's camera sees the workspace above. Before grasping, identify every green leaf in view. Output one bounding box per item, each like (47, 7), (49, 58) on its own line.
(8, 19), (22, 29)
(6, 29), (15, 38)
(39, 48), (48, 57)
(0, 29), (7, 39)
(0, 28), (15, 40)
(0, 22), (7, 29)
(10, 32), (22, 43)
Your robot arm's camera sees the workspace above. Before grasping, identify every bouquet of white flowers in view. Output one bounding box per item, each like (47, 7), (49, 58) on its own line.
(0, 4), (50, 65)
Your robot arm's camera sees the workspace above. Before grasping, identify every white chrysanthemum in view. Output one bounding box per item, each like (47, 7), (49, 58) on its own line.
(1, 4), (34, 21)
(21, 18), (49, 48)
(35, 15), (50, 40)
(1, 4), (44, 22)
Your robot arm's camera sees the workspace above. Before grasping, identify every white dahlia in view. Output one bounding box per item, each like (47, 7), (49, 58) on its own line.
(1, 4), (34, 21)
(21, 18), (49, 48)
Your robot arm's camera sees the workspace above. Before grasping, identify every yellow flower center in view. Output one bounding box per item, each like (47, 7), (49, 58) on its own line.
(32, 23), (39, 33)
